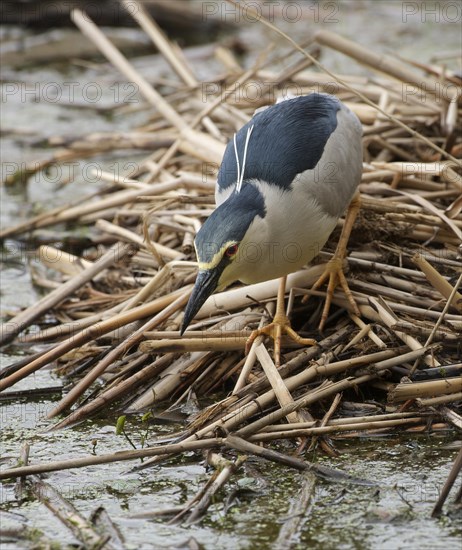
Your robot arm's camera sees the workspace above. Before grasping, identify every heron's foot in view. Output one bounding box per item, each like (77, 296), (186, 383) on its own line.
(246, 312), (316, 367)
(303, 257), (360, 331)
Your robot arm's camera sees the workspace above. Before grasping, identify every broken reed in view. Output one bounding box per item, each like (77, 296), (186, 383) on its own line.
(1, 0), (461, 523)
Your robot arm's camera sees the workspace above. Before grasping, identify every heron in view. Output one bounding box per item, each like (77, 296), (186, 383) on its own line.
(181, 93), (362, 365)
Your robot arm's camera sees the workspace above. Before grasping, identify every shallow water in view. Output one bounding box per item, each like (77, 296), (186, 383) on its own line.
(1, 4), (461, 548)
(1, 376), (460, 549)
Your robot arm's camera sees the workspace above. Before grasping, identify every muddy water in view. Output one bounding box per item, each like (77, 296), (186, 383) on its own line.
(1, 381), (460, 549)
(1, 4), (461, 549)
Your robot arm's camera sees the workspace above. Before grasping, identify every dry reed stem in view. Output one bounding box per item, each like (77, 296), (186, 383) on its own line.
(315, 30), (458, 102)
(222, 351), (429, 422)
(177, 347), (406, 447)
(47, 288), (192, 418)
(389, 378), (462, 402)
(38, 245), (93, 275)
(0, 439), (223, 480)
(0, 242), (133, 346)
(0, 287), (189, 392)
(262, 411), (430, 432)
(412, 254), (462, 311)
(17, 444), (112, 548)
(140, 337), (248, 352)
(415, 392), (462, 408)
(232, 302), (275, 393)
(1, 176), (214, 239)
(442, 407), (462, 430)
(196, 266), (326, 320)
(127, 313), (255, 411)
(255, 343), (304, 424)
(71, 10), (225, 164)
(368, 297), (440, 367)
(251, 417), (424, 441)
(223, 435), (375, 484)
(0, 412), (441, 481)
(229, 0), (460, 164)
(432, 446), (462, 517)
(183, 453), (247, 524)
(28, 476), (112, 548)
(49, 354), (175, 431)
(274, 470), (316, 549)
(123, 0), (223, 140)
(1, 4), (461, 525)
(234, 376), (375, 438)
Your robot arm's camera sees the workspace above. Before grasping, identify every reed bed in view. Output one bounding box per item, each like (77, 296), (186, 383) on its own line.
(1, 1), (461, 529)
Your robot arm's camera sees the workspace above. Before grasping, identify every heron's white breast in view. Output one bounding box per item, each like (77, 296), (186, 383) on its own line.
(234, 180), (337, 284)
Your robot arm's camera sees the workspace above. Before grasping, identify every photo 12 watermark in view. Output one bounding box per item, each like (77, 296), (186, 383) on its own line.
(201, 80), (342, 105)
(202, 1), (340, 24)
(2, 81), (139, 105)
(402, 82), (460, 105)
(402, 2), (461, 22)
(1, 160), (141, 186)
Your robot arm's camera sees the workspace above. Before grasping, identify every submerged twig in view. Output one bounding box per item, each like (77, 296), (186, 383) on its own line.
(1, 2), (461, 530)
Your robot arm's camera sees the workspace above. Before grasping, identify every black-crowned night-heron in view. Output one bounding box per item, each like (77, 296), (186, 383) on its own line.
(181, 93), (363, 364)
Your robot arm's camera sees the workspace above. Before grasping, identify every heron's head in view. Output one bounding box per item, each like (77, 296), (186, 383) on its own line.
(181, 182), (266, 334)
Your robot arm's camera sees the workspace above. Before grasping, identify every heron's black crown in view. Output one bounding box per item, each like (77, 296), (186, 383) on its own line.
(217, 93), (340, 193)
(195, 182), (266, 264)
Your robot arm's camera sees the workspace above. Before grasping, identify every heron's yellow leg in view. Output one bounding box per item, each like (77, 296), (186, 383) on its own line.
(246, 276), (316, 367)
(306, 192), (361, 330)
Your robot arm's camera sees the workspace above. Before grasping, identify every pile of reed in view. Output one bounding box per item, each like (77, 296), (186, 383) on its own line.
(1, 1), (461, 525)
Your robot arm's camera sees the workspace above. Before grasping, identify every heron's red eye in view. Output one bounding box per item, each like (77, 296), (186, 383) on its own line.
(225, 244), (238, 257)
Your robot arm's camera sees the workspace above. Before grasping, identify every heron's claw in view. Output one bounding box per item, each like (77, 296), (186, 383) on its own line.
(304, 257), (360, 331)
(246, 313), (316, 367)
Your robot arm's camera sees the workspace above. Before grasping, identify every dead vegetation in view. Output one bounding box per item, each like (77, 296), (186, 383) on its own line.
(1, 0), (461, 536)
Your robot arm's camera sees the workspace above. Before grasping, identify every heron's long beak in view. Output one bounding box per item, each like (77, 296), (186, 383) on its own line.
(181, 269), (220, 335)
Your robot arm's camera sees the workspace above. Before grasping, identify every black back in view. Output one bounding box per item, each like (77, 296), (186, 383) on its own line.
(217, 94), (339, 193)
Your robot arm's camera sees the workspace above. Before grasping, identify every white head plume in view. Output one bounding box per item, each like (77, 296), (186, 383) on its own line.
(234, 124), (254, 194)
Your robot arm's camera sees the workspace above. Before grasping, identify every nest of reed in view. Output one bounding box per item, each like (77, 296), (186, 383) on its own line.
(1, 3), (461, 524)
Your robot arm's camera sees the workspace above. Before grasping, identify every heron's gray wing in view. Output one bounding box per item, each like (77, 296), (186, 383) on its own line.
(216, 94), (341, 205)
